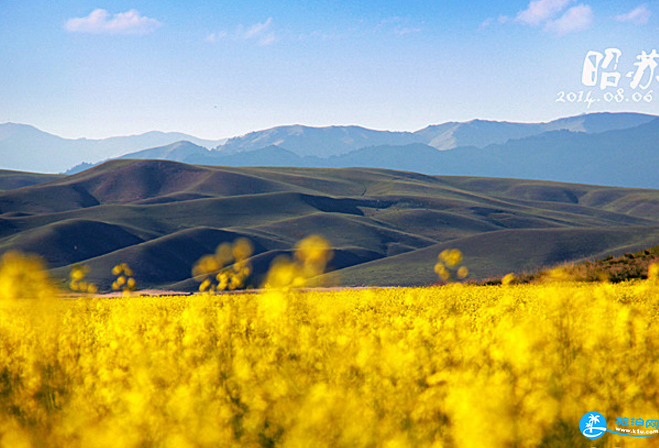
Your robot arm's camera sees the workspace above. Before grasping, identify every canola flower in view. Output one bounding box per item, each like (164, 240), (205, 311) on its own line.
(69, 265), (98, 294)
(434, 249), (469, 283)
(647, 262), (659, 282)
(193, 238), (253, 292)
(111, 263), (136, 294)
(0, 246), (658, 447)
(501, 272), (518, 286)
(0, 251), (56, 302)
(264, 235), (333, 289)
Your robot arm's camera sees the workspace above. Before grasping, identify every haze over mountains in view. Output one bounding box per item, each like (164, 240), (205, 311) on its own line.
(2, 113), (657, 188)
(71, 112), (659, 189)
(2, 160), (659, 291)
(0, 122), (224, 173)
(215, 112), (656, 155)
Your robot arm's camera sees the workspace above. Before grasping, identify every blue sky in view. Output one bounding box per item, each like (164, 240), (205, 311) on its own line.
(1, 0), (658, 139)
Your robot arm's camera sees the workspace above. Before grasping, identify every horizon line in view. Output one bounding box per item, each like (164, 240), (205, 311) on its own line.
(2, 111), (655, 142)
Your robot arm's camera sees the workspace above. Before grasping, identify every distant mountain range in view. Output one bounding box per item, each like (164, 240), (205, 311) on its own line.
(2, 112), (656, 182)
(3, 160), (659, 290)
(58, 112), (659, 189)
(215, 112), (656, 154)
(0, 123), (224, 173)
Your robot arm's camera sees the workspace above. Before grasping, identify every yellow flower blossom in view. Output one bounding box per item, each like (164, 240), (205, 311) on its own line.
(0, 244), (657, 448)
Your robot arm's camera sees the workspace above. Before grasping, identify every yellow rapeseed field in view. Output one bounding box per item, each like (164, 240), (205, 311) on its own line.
(1, 250), (659, 447)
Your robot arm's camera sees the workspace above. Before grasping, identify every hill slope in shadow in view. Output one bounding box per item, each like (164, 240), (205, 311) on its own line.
(2, 160), (659, 290)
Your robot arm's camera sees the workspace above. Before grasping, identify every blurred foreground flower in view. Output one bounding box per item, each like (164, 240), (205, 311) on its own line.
(112, 263), (136, 294)
(264, 235), (333, 289)
(434, 249), (468, 283)
(193, 238), (253, 292)
(0, 251), (56, 301)
(69, 264), (98, 294)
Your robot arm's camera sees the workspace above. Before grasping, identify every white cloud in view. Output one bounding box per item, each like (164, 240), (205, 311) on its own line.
(207, 18), (276, 46)
(374, 17), (423, 37)
(500, 0), (592, 35)
(480, 17), (494, 28)
(65, 9), (161, 35)
(242, 17), (273, 39)
(515, 0), (575, 25)
(615, 4), (651, 24)
(205, 31), (227, 43)
(257, 32), (276, 46)
(297, 30), (346, 42)
(394, 26), (422, 36)
(544, 4), (593, 35)
(377, 17), (404, 27)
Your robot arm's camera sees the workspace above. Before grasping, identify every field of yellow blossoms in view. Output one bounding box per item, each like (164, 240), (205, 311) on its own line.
(1, 246), (659, 448)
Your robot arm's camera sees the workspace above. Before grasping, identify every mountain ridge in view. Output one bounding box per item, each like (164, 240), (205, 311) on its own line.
(4, 112), (656, 174)
(72, 116), (659, 189)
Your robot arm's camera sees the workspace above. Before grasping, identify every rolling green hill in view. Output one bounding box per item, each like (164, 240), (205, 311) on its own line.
(2, 160), (659, 291)
(0, 169), (63, 191)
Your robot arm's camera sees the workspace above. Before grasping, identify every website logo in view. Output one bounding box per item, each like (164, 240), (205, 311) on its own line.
(580, 412), (607, 439)
(579, 412), (659, 439)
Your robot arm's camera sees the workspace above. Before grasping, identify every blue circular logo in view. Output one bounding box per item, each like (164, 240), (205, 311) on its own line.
(580, 412), (607, 439)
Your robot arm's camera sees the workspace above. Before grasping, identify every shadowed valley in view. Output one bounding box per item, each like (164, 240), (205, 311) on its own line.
(2, 160), (659, 290)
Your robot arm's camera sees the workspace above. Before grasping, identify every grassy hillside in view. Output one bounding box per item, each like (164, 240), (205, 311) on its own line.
(2, 160), (659, 290)
(492, 242), (659, 284)
(0, 169), (63, 191)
